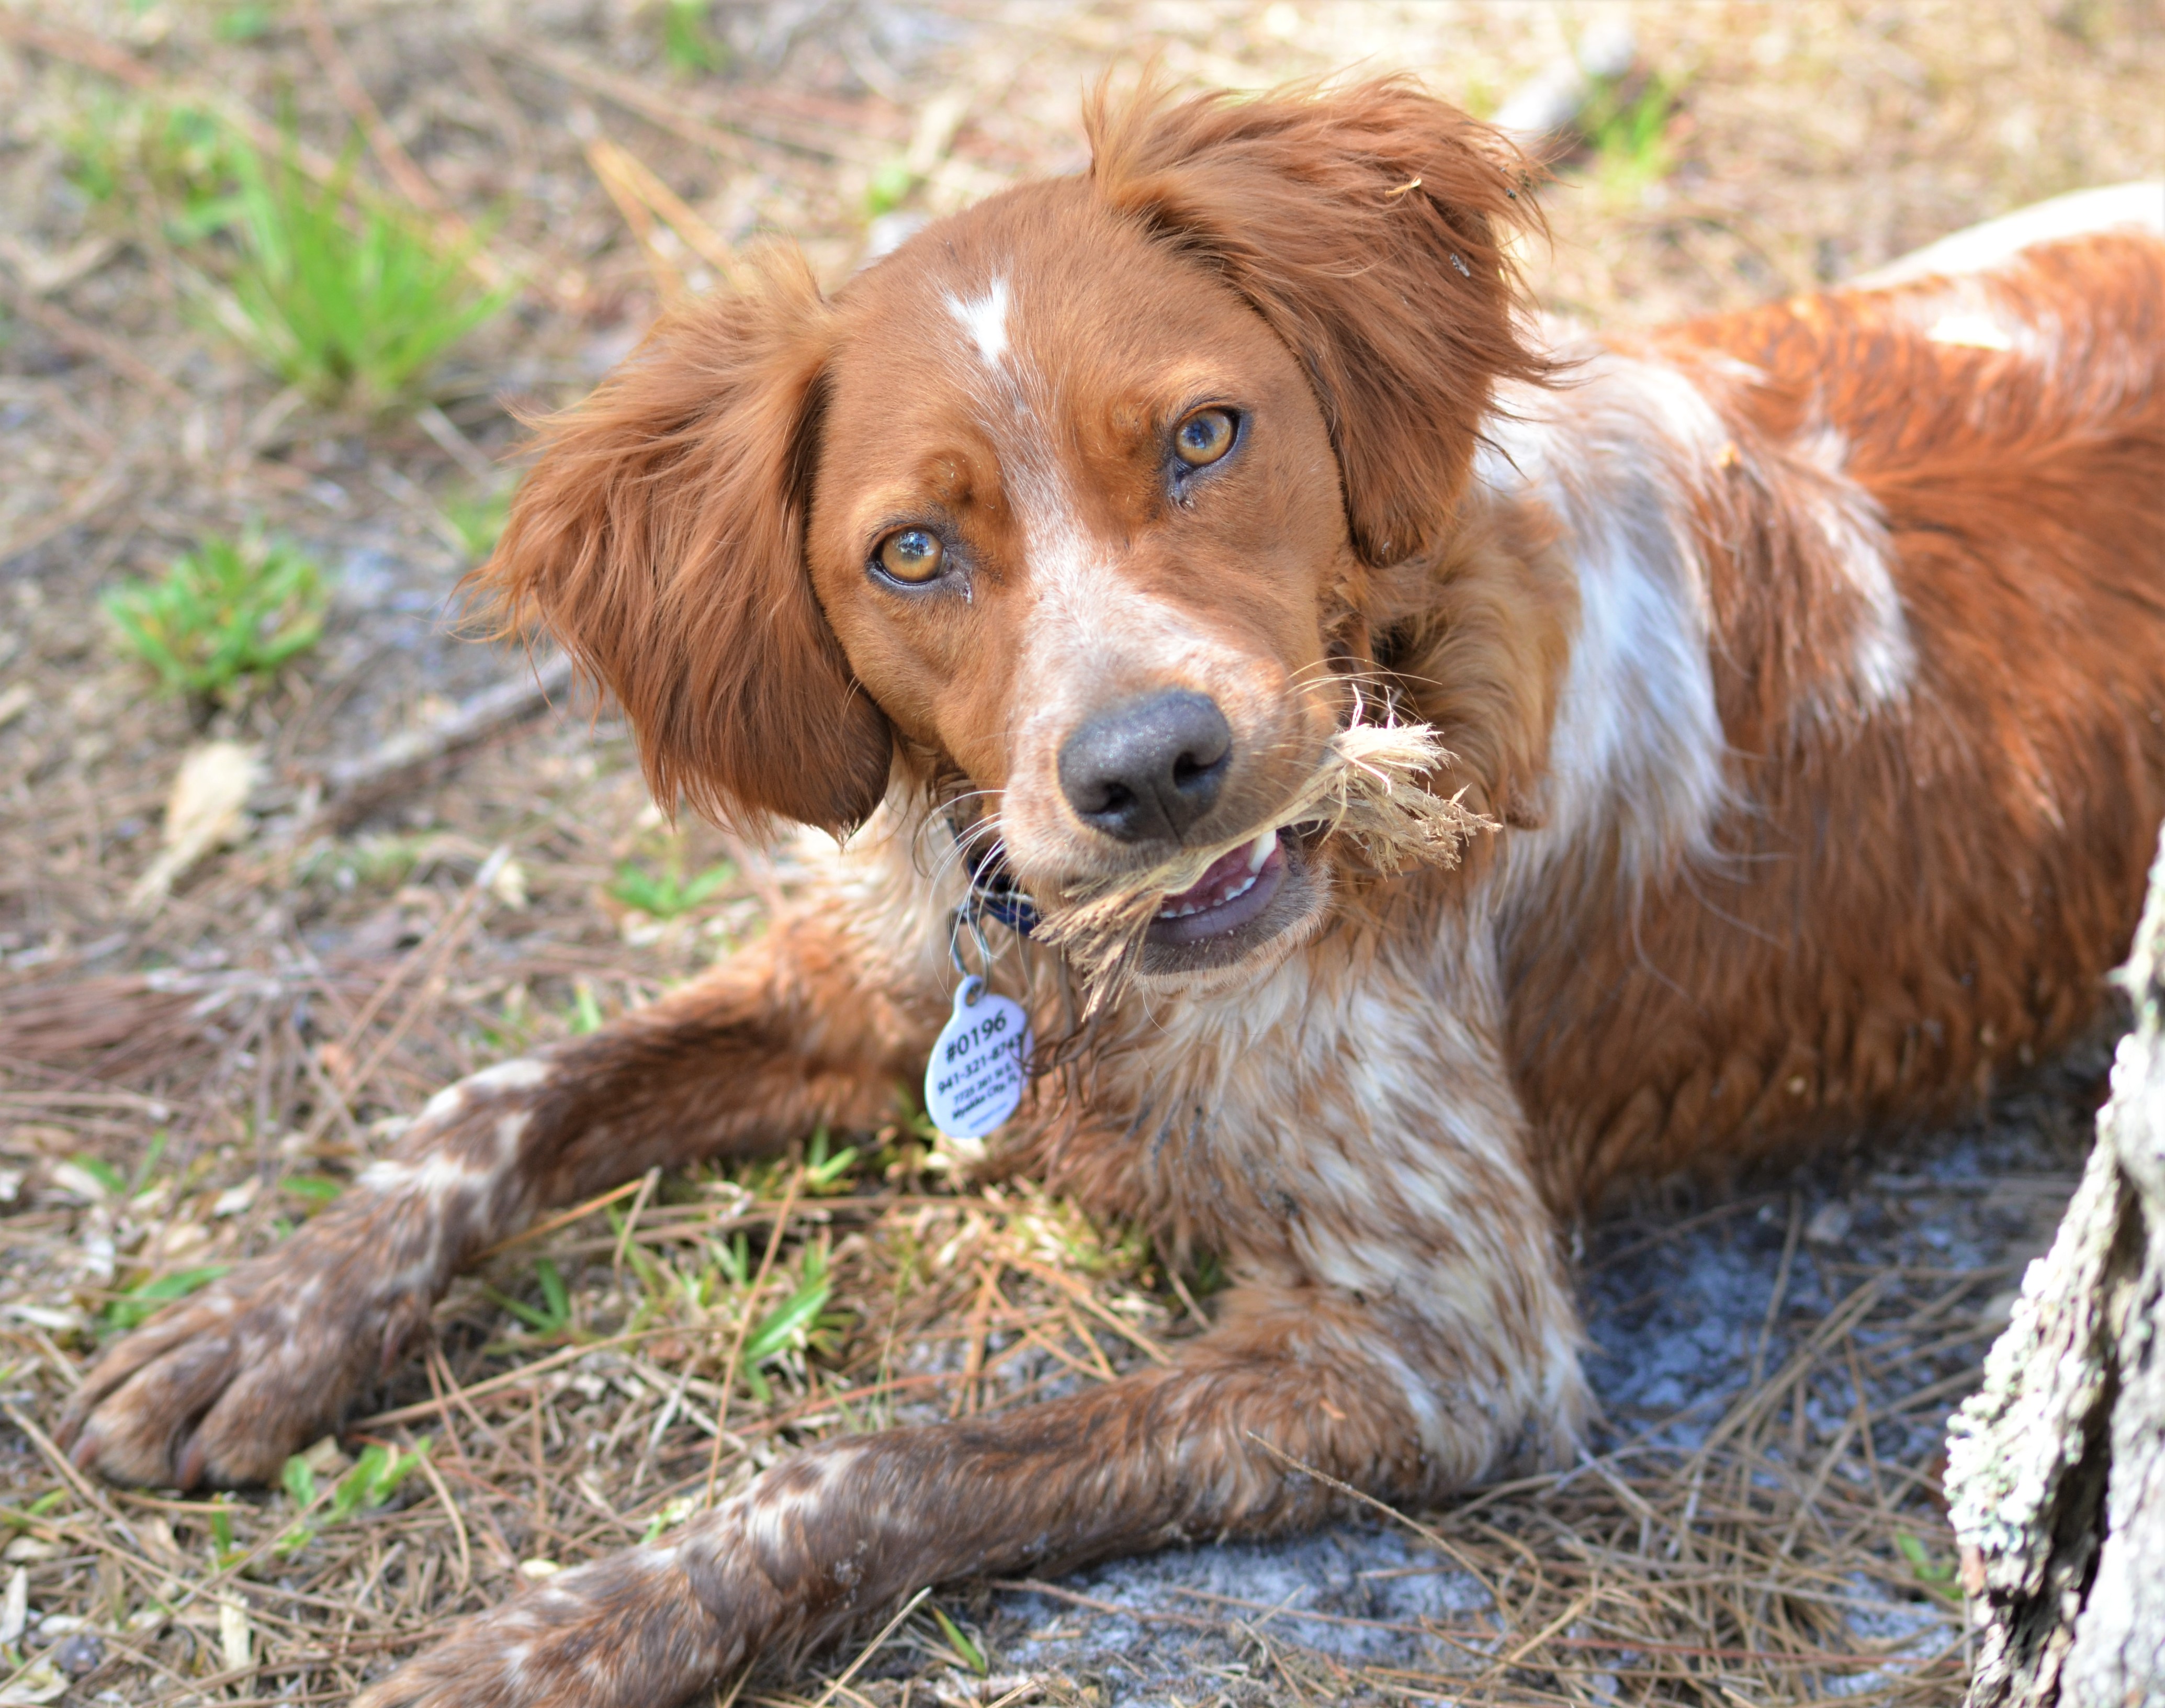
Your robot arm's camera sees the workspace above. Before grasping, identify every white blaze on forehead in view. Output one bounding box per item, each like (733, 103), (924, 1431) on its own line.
(948, 275), (1011, 369)
(926, 260), (1235, 844)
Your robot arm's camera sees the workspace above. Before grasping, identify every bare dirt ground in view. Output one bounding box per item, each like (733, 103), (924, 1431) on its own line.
(0, 3), (2160, 1704)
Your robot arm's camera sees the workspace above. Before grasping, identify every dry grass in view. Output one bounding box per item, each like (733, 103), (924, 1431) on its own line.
(0, 2), (2157, 1702)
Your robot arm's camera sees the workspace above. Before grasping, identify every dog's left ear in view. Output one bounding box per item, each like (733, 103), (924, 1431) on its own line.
(1090, 75), (1547, 568)
(468, 251), (893, 838)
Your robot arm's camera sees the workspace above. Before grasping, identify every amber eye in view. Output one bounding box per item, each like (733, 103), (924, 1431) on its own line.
(1173, 408), (1236, 468)
(875, 527), (944, 583)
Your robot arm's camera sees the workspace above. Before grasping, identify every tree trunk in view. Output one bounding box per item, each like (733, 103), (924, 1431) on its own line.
(1947, 827), (2165, 1706)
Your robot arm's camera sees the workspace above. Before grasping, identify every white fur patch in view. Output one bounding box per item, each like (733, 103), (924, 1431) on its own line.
(1125, 929), (1588, 1473)
(1926, 312), (2015, 351)
(1481, 353), (1732, 881)
(355, 1159), (412, 1194)
(418, 1082), (467, 1125)
(493, 1109), (531, 1161)
(737, 1449), (859, 1555)
(415, 1057), (549, 1128)
(1360, 1335), (1450, 1455)
(1836, 540), (1915, 708)
(947, 276), (1011, 369)
(466, 1058), (554, 1095)
(1795, 425), (1915, 711)
(356, 1151), (489, 1200)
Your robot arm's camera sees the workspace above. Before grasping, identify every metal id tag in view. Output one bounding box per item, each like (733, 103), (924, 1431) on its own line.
(924, 975), (1031, 1139)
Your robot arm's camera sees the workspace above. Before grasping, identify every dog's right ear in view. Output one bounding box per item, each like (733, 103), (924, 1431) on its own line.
(470, 252), (893, 838)
(1089, 74), (1547, 572)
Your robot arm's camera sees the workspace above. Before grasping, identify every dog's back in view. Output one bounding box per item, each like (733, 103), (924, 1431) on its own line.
(1503, 228), (2165, 1199)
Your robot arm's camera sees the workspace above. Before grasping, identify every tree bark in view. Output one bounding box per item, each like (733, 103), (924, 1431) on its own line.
(1947, 827), (2165, 1706)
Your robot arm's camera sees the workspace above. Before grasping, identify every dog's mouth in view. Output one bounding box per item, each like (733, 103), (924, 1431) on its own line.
(993, 713), (1486, 998)
(1146, 828), (1288, 947)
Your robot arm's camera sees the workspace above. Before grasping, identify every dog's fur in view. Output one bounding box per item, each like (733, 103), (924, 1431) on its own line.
(58, 79), (2165, 1708)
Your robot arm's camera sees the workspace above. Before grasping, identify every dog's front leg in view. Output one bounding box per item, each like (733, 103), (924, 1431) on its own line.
(59, 905), (933, 1488)
(356, 1196), (1587, 1708)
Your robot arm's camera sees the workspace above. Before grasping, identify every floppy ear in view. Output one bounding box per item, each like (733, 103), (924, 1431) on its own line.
(469, 251), (892, 837)
(1089, 75), (1547, 568)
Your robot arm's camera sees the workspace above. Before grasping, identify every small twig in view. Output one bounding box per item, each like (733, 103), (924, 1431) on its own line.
(306, 847), (508, 1134)
(2, 1401), (139, 1542)
(1746, 1192), (1803, 1394)
(1009, 1257), (1172, 1365)
(988, 1579), (1213, 1629)
(712, 1663), (753, 1708)
(311, 655), (578, 829)
(366, 1364), (958, 1444)
(703, 1165), (804, 1509)
(578, 120), (686, 306)
(295, 0), (453, 220)
(355, 1319), (757, 1428)
(426, 1339), (504, 1459)
(809, 1586), (931, 1708)
(409, 1432), (471, 1591)
(478, 1176), (649, 1260)
(0, 464), (128, 568)
(579, 126), (750, 291)
(412, 402), (500, 486)
(0, 273), (189, 405)
(1162, 1261), (1211, 1331)
(1168, 1585), (1435, 1638)
(1489, 1583), (1598, 1675)
(506, 37), (888, 166)
(612, 1165), (664, 1282)
(1241, 1431), (1507, 1614)
(949, 1261), (999, 1420)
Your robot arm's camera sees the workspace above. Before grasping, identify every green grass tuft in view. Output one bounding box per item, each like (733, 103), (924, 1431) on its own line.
(863, 155), (916, 218)
(607, 856), (735, 920)
(66, 99), (507, 409)
(102, 1264), (231, 1335)
(104, 529), (326, 704)
(276, 1441), (427, 1556)
(1580, 70), (1683, 204)
(485, 1256), (575, 1337)
(217, 139), (511, 410)
(661, 0), (727, 73)
(215, 2), (277, 41)
(63, 94), (249, 242)
(444, 484), (514, 562)
(929, 1605), (988, 1676)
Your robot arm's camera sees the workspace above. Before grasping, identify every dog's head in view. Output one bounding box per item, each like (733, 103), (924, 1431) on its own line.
(477, 76), (1543, 983)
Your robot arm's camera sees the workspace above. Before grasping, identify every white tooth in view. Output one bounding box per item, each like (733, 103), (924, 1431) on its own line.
(1158, 838), (1275, 924)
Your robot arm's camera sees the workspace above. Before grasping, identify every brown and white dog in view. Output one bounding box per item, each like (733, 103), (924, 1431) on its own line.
(58, 78), (2165, 1707)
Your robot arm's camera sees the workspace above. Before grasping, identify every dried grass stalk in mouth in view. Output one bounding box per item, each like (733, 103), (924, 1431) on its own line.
(1034, 720), (1496, 1002)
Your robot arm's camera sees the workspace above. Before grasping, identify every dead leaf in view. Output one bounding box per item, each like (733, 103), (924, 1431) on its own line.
(218, 1597), (251, 1674)
(127, 741), (263, 913)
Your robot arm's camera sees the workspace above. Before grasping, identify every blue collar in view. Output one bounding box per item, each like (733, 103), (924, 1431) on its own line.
(952, 818), (1039, 938)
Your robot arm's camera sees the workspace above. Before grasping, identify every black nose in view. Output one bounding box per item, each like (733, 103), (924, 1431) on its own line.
(1058, 690), (1233, 844)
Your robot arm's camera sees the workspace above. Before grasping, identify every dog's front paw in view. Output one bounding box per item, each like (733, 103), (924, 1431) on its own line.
(356, 1542), (754, 1708)
(57, 1231), (430, 1488)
